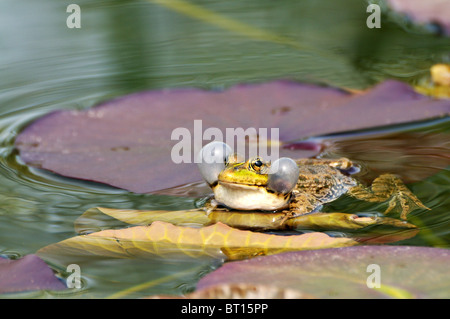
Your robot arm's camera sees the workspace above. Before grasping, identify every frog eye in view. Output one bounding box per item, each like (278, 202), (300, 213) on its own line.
(250, 157), (264, 172)
(197, 142), (233, 185)
(267, 157), (299, 194)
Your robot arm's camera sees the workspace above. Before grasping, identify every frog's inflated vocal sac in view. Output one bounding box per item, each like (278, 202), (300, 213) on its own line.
(197, 142), (429, 220)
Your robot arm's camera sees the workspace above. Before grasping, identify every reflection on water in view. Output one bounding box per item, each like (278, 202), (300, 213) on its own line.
(0, 0), (448, 298)
(323, 119), (450, 184)
(320, 119), (450, 248)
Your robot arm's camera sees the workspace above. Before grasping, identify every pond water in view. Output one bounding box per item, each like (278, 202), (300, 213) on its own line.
(0, 0), (448, 298)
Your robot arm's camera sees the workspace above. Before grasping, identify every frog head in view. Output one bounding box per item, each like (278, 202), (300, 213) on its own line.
(197, 142), (299, 211)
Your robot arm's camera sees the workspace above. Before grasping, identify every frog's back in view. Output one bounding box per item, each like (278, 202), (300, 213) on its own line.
(294, 164), (357, 204)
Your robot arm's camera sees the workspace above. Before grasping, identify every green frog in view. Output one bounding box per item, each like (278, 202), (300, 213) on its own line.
(197, 142), (429, 220)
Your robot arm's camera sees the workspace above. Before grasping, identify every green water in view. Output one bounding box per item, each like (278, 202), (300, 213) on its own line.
(0, 0), (449, 298)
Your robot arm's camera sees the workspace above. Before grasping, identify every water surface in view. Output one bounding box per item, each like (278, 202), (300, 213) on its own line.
(0, 0), (448, 298)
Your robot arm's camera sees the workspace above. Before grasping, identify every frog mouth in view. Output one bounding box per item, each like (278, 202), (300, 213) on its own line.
(214, 181), (288, 211)
(218, 180), (267, 189)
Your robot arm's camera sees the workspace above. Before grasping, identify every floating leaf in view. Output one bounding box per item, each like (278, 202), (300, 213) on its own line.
(37, 221), (358, 265)
(15, 80), (450, 193)
(149, 283), (314, 299)
(195, 246), (450, 298)
(386, 0), (450, 35)
(74, 207), (210, 234)
(73, 207), (419, 249)
(75, 207), (418, 242)
(0, 254), (66, 294)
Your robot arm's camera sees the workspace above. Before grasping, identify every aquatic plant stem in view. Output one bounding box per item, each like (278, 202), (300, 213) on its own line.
(145, 0), (353, 66)
(105, 265), (204, 299)
(147, 0), (301, 48)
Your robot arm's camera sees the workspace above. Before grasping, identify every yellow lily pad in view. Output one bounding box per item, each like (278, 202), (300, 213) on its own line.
(75, 207), (418, 243)
(37, 221), (358, 264)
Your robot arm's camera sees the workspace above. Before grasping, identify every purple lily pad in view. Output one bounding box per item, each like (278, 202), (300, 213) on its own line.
(0, 254), (66, 294)
(197, 246), (450, 298)
(387, 0), (450, 35)
(15, 80), (450, 193)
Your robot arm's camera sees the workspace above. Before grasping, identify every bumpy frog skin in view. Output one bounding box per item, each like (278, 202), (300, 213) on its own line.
(197, 142), (430, 220)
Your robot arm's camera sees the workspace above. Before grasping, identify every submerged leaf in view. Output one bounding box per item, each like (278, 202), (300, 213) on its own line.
(37, 221), (358, 264)
(15, 80), (450, 194)
(196, 246), (450, 298)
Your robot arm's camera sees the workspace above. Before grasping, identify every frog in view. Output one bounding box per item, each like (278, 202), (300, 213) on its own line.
(197, 141), (429, 220)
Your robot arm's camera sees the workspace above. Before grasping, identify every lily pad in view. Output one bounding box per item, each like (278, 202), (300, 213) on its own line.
(387, 0), (450, 35)
(37, 221), (359, 265)
(15, 80), (450, 193)
(195, 246), (450, 298)
(74, 207), (419, 245)
(149, 283), (314, 299)
(0, 254), (66, 294)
